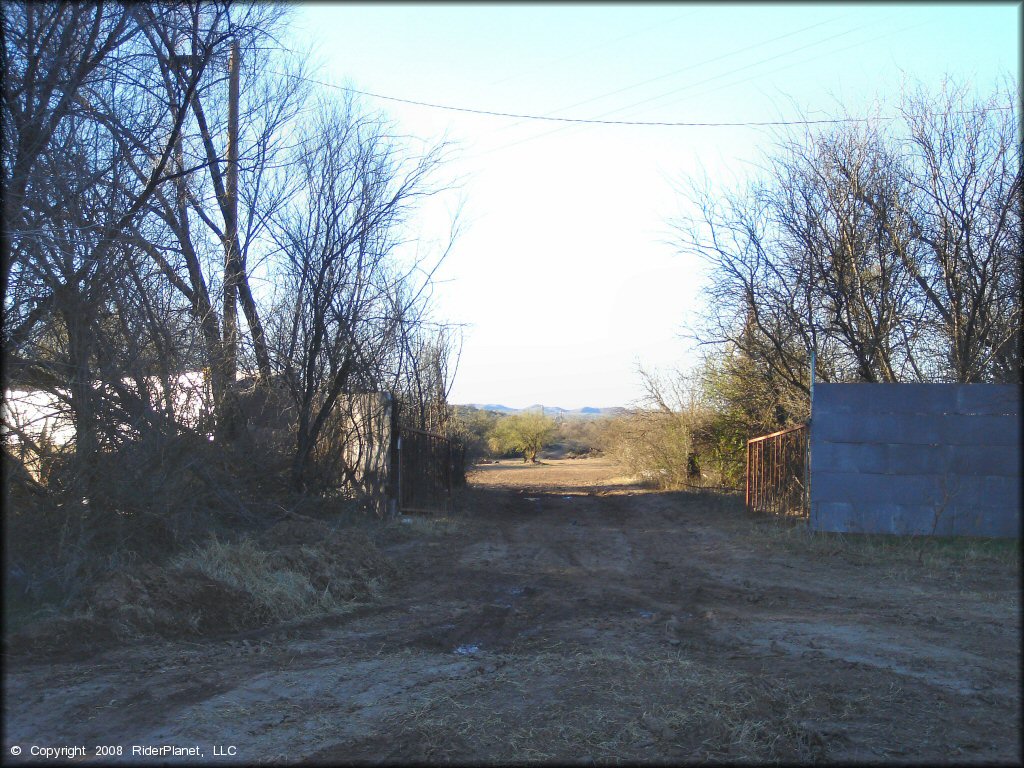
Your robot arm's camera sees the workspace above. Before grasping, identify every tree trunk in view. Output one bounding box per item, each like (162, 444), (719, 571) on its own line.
(63, 298), (98, 490)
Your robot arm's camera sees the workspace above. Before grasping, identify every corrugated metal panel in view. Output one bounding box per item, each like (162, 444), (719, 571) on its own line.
(809, 384), (1021, 538)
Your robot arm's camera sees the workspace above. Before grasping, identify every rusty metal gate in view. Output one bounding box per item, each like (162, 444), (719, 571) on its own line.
(746, 424), (808, 517)
(397, 427), (454, 514)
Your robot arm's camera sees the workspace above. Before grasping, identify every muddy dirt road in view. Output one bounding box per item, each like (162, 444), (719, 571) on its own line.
(4, 458), (1020, 763)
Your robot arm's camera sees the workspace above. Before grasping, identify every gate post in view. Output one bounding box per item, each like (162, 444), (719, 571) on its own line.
(745, 441), (751, 509)
(396, 433), (403, 517)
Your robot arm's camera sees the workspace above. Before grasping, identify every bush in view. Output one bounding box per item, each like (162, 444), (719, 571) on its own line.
(546, 416), (607, 458)
(5, 516), (397, 658)
(598, 366), (749, 491)
(1, 425), (294, 621)
(601, 410), (694, 489)
(451, 406), (501, 463)
(487, 411), (557, 463)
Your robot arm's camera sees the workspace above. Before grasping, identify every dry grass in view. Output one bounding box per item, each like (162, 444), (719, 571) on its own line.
(174, 520), (396, 624)
(174, 537), (342, 624)
(468, 457), (639, 493)
(2, 431), (290, 622)
(6, 517), (396, 657)
(751, 515), (1020, 570)
(382, 644), (831, 763)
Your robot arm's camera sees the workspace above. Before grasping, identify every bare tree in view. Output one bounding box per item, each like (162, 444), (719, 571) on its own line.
(674, 75), (1021, 448)
(268, 96), (454, 491)
(2, 2), (135, 306)
(3, 1), (222, 481)
(129, 3), (307, 437)
(675, 173), (814, 421)
(1, 1), (463, 612)
(895, 79), (1020, 382)
(772, 120), (932, 383)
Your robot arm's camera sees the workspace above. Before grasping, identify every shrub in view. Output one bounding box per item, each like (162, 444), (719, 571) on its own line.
(487, 411), (557, 463)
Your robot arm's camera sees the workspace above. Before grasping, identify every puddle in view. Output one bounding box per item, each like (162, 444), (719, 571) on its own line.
(637, 610), (655, 620)
(507, 586), (525, 597)
(453, 644), (481, 656)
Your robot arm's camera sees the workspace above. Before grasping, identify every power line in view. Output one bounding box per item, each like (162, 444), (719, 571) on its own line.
(469, 15), (991, 157)
(571, 14), (897, 124)
(523, 13), (847, 123)
(648, 20), (929, 124)
(473, 15), (894, 155)
(272, 71), (904, 128)
(268, 68), (1015, 133)
(350, 90), (881, 126)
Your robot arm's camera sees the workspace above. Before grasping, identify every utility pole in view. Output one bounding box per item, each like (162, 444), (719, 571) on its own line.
(805, 345), (816, 521)
(215, 38), (242, 440)
(809, 347), (816, 417)
(223, 38), (240, 386)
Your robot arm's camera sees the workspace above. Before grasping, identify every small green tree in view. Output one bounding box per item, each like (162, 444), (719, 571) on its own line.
(488, 411), (556, 463)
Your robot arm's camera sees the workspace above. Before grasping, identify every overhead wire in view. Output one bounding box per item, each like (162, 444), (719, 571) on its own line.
(470, 13), (945, 156)
(650, 19), (934, 123)
(514, 13), (848, 125)
(271, 70), (915, 129)
(265, 4), (1012, 143)
(263, 11), (918, 133)
(573, 13), (900, 124)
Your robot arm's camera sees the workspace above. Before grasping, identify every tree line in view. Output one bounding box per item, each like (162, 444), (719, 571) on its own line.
(456, 78), (1021, 492)
(666, 77), (1020, 482)
(2, 2), (459, 501)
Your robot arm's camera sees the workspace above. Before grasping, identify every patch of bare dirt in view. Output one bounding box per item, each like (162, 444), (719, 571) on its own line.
(3, 457), (1019, 764)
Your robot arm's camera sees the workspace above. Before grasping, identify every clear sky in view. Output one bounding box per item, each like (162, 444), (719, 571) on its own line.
(285, 3), (1019, 409)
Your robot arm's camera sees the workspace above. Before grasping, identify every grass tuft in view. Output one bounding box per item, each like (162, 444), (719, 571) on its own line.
(174, 537), (329, 624)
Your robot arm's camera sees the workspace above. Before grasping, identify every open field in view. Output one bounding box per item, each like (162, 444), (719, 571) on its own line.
(3, 457), (1019, 764)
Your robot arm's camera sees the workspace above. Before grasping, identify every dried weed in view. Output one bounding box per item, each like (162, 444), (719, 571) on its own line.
(751, 516), (1019, 572)
(6, 519), (396, 658)
(382, 645), (829, 763)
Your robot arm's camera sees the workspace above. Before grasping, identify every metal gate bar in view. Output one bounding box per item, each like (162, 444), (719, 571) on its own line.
(397, 426), (453, 515)
(745, 424), (808, 517)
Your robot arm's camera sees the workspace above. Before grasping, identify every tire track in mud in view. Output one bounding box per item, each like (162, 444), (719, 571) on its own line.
(464, 481), (1021, 754)
(3, 460), (1019, 764)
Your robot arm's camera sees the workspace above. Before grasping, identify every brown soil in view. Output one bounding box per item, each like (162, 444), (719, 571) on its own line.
(3, 457), (1019, 764)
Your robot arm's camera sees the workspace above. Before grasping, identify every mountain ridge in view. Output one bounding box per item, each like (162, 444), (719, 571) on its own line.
(459, 403), (625, 417)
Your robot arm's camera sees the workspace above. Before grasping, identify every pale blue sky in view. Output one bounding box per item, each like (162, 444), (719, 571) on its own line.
(285, 3), (1019, 409)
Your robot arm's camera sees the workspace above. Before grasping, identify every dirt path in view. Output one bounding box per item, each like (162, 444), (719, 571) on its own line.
(4, 458), (1019, 764)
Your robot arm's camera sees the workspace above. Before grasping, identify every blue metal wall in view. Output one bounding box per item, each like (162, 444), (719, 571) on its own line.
(809, 384), (1021, 537)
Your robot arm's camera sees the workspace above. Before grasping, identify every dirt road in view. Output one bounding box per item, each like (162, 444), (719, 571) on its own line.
(4, 458), (1019, 763)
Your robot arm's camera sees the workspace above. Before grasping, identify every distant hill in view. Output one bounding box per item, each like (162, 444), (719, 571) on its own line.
(468, 403), (518, 414)
(460, 403), (625, 418)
